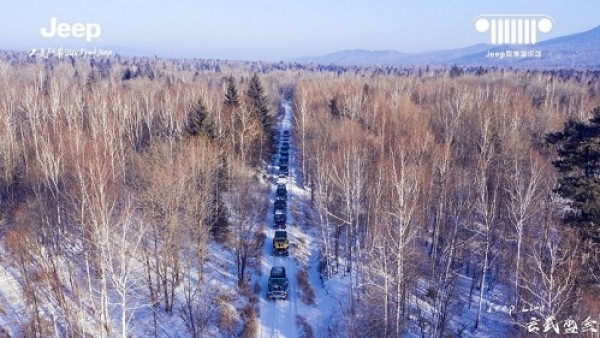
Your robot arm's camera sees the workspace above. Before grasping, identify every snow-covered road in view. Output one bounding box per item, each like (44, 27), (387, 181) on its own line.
(258, 101), (300, 338)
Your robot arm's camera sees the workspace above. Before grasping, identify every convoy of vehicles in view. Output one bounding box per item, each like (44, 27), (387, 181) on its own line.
(267, 129), (292, 300)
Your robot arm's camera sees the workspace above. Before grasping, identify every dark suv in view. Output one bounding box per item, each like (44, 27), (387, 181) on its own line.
(267, 267), (288, 300)
(279, 166), (289, 176)
(274, 214), (286, 228)
(274, 199), (287, 210)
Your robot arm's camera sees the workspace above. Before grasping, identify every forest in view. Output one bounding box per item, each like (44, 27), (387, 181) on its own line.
(0, 51), (598, 337)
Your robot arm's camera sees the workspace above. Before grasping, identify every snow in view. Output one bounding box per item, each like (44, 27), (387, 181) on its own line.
(0, 264), (27, 337)
(0, 216), (254, 338)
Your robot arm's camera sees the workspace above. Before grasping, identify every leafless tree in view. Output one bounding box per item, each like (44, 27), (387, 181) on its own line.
(229, 171), (265, 287)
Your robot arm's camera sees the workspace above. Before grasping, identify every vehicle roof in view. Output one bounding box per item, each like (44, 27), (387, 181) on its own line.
(270, 266), (286, 277)
(274, 230), (287, 238)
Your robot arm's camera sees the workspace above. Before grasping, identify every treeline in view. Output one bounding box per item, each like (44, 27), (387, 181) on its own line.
(0, 56), (276, 337)
(293, 70), (600, 337)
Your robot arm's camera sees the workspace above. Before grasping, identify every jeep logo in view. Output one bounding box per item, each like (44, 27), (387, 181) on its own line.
(40, 17), (101, 42)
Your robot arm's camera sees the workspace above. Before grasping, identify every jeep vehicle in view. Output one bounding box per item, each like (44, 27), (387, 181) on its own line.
(273, 231), (289, 256)
(274, 199), (286, 210)
(274, 214), (286, 228)
(267, 266), (288, 300)
(276, 184), (286, 196)
(279, 166), (289, 176)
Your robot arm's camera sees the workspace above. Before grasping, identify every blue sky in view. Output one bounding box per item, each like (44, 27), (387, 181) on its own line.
(0, 0), (599, 60)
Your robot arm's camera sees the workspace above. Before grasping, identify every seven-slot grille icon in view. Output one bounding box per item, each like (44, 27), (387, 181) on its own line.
(474, 15), (554, 45)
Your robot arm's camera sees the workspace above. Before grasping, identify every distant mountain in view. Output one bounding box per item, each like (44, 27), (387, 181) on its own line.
(296, 44), (491, 66)
(297, 25), (600, 69)
(296, 49), (408, 66)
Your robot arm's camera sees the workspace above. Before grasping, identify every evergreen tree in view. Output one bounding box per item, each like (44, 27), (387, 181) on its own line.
(122, 67), (133, 81)
(224, 76), (239, 109)
(246, 73), (272, 130)
(546, 107), (600, 243)
(329, 96), (341, 119)
(185, 99), (208, 136)
(449, 65), (463, 78)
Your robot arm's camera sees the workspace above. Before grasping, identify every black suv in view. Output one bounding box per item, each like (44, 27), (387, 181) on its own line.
(279, 166), (289, 176)
(274, 199), (287, 210)
(268, 267), (289, 300)
(274, 214), (286, 228)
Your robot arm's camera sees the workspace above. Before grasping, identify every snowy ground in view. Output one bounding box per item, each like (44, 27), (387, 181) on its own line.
(0, 207), (253, 337)
(0, 238), (251, 337)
